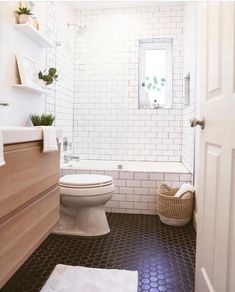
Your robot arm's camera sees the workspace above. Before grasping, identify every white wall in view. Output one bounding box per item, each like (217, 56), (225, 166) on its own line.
(74, 3), (184, 162)
(182, 3), (197, 173)
(0, 1), (76, 153)
(0, 2), (46, 126)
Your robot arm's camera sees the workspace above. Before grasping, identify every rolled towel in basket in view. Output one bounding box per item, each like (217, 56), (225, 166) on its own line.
(174, 183), (195, 199)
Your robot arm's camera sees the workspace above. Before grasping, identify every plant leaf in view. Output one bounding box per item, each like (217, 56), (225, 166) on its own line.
(29, 113), (55, 126)
(153, 76), (158, 84)
(49, 68), (56, 76)
(147, 83), (152, 89)
(16, 7), (32, 15)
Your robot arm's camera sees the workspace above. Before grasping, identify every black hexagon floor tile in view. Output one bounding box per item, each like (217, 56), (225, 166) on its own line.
(2, 213), (196, 292)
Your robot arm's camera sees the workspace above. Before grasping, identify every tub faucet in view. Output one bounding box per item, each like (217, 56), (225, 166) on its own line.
(64, 155), (71, 163)
(64, 155), (80, 163)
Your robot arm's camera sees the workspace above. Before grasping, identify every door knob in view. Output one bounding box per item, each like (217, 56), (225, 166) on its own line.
(190, 117), (205, 129)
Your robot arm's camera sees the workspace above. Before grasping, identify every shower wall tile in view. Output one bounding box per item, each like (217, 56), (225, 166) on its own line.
(45, 2), (76, 157)
(182, 4), (197, 173)
(60, 167), (192, 214)
(73, 4), (184, 162)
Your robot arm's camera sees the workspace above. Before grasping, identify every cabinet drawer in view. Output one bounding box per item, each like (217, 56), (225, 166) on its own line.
(0, 141), (60, 219)
(0, 186), (59, 288)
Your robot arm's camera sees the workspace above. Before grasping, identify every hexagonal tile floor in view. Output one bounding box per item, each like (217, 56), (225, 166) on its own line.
(2, 213), (196, 292)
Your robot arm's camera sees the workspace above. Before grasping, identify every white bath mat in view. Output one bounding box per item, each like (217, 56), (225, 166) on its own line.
(40, 264), (138, 292)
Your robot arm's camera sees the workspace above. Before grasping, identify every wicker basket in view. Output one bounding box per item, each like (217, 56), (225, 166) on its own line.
(157, 184), (194, 226)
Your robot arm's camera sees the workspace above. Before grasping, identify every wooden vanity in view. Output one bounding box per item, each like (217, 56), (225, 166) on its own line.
(0, 128), (60, 288)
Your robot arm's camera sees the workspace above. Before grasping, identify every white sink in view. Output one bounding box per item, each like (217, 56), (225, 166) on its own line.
(0, 127), (62, 145)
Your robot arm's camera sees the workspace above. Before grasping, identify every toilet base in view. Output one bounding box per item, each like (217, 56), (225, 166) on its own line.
(53, 205), (110, 236)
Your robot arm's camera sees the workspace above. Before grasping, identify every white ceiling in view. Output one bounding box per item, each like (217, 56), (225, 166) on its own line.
(69, 1), (177, 10)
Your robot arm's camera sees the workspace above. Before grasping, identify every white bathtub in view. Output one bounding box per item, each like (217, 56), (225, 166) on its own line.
(60, 160), (192, 215)
(61, 159), (189, 173)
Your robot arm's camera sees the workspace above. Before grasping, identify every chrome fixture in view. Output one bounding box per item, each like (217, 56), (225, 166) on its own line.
(117, 164), (123, 170)
(68, 23), (87, 32)
(63, 137), (68, 151)
(64, 155), (80, 163)
(190, 117), (205, 129)
(0, 101), (9, 107)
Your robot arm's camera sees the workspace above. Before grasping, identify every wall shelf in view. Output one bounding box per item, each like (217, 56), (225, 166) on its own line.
(12, 84), (46, 94)
(14, 24), (53, 48)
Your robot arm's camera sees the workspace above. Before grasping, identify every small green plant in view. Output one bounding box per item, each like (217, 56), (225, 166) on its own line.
(142, 76), (166, 91)
(30, 113), (56, 126)
(38, 68), (58, 85)
(16, 7), (33, 15)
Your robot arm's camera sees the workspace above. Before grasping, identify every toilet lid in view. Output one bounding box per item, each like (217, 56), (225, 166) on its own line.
(59, 174), (113, 188)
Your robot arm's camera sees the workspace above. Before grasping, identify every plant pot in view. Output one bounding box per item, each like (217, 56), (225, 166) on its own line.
(39, 80), (46, 88)
(18, 14), (32, 25)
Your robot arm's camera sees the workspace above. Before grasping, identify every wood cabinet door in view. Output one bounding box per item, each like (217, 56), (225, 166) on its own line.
(0, 141), (60, 219)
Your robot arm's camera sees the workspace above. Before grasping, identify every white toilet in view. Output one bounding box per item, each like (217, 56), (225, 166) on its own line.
(54, 174), (114, 236)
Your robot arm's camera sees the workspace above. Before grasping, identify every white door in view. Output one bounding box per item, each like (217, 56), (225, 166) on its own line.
(195, 2), (235, 292)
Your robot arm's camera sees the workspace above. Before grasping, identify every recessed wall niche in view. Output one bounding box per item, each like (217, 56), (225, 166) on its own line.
(184, 72), (190, 107)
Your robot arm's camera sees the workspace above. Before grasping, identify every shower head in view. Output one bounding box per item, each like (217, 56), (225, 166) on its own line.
(68, 23), (87, 32)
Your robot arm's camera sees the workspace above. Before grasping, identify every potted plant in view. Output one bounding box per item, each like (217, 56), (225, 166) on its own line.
(38, 68), (58, 86)
(142, 76), (166, 108)
(16, 7), (33, 25)
(29, 113), (55, 126)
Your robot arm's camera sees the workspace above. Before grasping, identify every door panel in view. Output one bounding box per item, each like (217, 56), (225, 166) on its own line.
(207, 3), (221, 97)
(203, 144), (221, 283)
(228, 150), (235, 292)
(195, 2), (235, 292)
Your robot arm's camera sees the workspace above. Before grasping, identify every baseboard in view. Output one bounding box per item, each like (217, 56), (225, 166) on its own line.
(193, 210), (197, 231)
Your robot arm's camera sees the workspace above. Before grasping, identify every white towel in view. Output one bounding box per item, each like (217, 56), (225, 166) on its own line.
(0, 131), (5, 167)
(39, 126), (58, 153)
(174, 183), (195, 198)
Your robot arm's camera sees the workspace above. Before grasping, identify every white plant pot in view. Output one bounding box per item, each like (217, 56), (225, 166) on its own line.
(18, 14), (32, 25)
(39, 80), (46, 88)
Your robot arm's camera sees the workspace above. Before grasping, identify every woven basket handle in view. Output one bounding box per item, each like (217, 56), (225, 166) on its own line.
(178, 191), (193, 199)
(159, 184), (171, 192)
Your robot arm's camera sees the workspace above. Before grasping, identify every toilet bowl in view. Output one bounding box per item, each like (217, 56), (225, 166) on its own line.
(53, 174), (114, 236)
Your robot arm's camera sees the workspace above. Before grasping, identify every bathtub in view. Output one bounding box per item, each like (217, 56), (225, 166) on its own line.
(60, 160), (192, 215)
(61, 159), (189, 173)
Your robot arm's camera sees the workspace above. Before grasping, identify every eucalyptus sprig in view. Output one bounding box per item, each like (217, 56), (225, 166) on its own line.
(142, 76), (166, 92)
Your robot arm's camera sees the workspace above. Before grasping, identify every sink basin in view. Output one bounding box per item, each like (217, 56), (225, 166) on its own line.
(0, 127), (62, 145)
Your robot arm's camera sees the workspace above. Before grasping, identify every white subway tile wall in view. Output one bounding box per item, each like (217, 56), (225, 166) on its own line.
(44, 2), (196, 182)
(73, 4), (184, 162)
(182, 4), (197, 173)
(45, 2), (76, 155)
(60, 167), (192, 214)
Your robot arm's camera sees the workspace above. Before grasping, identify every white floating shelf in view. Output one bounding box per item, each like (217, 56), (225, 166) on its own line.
(12, 84), (46, 94)
(14, 24), (53, 48)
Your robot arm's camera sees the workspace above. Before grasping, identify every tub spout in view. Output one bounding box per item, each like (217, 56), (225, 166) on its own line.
(64, 155), (80, 163)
